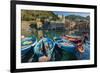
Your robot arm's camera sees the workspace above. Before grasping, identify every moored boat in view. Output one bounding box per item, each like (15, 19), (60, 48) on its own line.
(62, 35), (85, 53)
(21, 35), (37, 57)
(33, 37), (55, 61)
(62, 35), (82, 44)
(54, 37), (76, 53)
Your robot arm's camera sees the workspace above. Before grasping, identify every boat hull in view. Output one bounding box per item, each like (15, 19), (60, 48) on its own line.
(33, 37), (55, 61)
(61, 45), (76, 53)
(62, 35), (82, 44)
(54, 37), (76, 53)
(21, 36), (37, 58)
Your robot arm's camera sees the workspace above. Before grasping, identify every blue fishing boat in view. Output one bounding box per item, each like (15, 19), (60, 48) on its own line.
(54, 37), (76, 53)
(33, 37), (55, 61)
(21, 36), (37, 57)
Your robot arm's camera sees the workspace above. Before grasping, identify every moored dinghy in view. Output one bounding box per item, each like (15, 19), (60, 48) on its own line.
(33, 37), (55, 62)
(21, 35), (37, 57)
(54, 37), (76, 53)
(62, 35), (82, 44)
(62, 35), (85, 53)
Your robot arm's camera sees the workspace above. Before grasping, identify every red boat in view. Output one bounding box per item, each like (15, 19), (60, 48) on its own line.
(62, 35), (84, 53)
(62, 35), (82, 44)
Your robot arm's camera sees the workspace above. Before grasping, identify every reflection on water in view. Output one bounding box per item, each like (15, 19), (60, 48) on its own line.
(34, 29), (66, 40)
(33, 29), (84, 40)
(37, 30), (44, 39)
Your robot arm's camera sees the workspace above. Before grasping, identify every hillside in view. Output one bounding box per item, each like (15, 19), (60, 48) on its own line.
(65, 15), (89, 21)
(21, 10), (59, 21)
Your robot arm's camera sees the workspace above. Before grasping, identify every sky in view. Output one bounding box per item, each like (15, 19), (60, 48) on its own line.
(53, 11), (90, 17)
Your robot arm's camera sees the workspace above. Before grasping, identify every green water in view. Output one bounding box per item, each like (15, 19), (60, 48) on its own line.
(33, 29), (66, 41)
(61, 50), (77, 61)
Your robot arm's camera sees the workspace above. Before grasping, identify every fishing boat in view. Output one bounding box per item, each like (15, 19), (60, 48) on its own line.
(21, 35), (37, 57)
(33, 37), (55, 61)
(62, 35), (82, 44)
(62, 35), (85, 53)
(54, 37), (76, 53)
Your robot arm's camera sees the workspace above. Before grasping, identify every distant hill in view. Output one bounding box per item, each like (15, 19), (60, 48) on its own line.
(85, 16), (90, 20)
(21, 10), (59, 21)
(65, 15), (89, 21)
